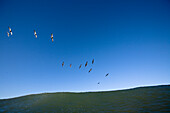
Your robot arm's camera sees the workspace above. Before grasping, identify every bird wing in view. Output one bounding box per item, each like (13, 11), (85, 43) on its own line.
(9, 27), (11, 31)
(7, 32), (9, 37)
(34, 31), (36, 35)
(51, 34), (53, 38)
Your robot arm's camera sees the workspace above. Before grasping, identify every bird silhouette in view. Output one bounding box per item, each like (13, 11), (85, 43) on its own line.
(8, 27), (12, 35)
(51, 33), (54, 42)
(34, 30), (37, 38)
(79, 64), (82, 69)
(105, 73), (109, 77)
(92, 59), (94, 64)
(62, 62), (64, 67)
(85, 61), (88, 67)
(88, 68), (92, 73)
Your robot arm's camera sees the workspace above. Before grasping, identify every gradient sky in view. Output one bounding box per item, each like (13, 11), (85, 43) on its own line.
(0, 0), (170, 99)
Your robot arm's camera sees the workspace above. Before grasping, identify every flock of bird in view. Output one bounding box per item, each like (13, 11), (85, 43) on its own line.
(61, 59), (94, 72)
(6, 27), (110, 84)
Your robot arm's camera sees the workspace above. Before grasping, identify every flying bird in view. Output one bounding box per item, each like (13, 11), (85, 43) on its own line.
(70, 64), (72, 68)
(8, 27), (12, 35)
(85, 61), (88, 67)
(79, 64), (82, 69)
(88, 68), (92, 73)
(7, 32), (9, 37)
(34, 30), (37, 38)
(92, 59), (94, 64)
(98, 82), (100, 84)
(51, 33), (54, 42)
(62, 62), (64, 67)
(105, 73), (109, 77)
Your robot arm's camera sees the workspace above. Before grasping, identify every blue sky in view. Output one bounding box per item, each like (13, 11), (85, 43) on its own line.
(0, 0), (170, 99)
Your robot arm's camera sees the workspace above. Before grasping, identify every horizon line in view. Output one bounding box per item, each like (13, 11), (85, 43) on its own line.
(1, 83), (169, 100)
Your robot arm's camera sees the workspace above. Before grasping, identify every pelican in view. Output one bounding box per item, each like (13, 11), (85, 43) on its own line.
(7, 32), (9, 37)
(8, 27), (12, 35)
(34, 30), (37, 38)
(79, 64), (82, 69)
(88, 68), (92, 73)
(51, 33), (54, 42)
(85, 61), (88, 67)
(105, 73), (109, 77)
(92, 59), (94, 64)
(70, 64), (72, 68)
(62, 62), (64, 67)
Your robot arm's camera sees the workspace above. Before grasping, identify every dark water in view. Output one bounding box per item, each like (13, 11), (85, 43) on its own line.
(0, 85), (170, 113)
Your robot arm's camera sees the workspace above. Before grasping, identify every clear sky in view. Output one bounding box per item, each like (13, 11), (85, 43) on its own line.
(0, 0), (170, 99)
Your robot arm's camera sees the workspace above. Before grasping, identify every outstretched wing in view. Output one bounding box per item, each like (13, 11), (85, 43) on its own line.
(7, 32), (9, 37)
